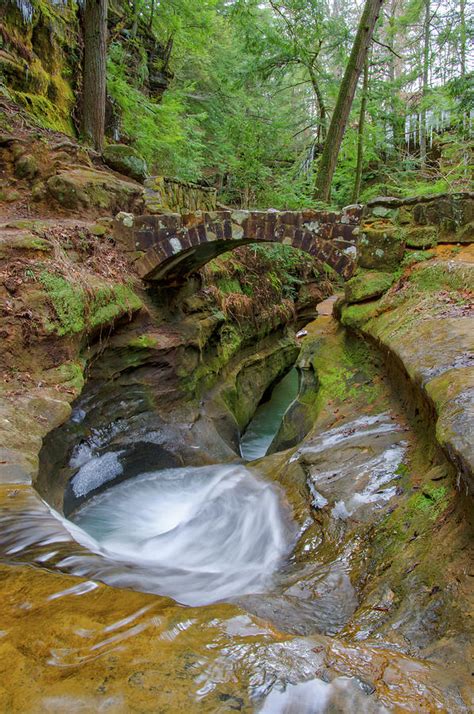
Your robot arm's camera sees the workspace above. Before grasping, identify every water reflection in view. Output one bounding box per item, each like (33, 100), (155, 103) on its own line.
(241, 367), (299, 461)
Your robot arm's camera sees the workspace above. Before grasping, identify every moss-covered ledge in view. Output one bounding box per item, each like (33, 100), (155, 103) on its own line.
(338, 258), (474, 491)
(0, 223), (144, 486)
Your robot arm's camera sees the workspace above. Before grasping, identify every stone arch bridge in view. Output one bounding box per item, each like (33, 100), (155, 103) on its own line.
(114, 206), (362, 284)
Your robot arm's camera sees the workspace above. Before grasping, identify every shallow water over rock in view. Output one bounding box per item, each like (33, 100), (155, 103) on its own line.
(70, 464), (296, 606)
(0, 306), (472, 712)
(240, 367), (299, 461)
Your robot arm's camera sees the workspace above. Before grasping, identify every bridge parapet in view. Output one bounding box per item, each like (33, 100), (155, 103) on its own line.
(114, 206), (362, 284)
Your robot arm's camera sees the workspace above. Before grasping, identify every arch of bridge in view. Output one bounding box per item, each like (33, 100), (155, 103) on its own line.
(122, 207), (361, 283)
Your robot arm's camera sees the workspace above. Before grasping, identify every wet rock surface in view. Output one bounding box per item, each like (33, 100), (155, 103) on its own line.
(0, 295), (472, 711)
(0, 192), (473, 711)
(339, 253), (474, 490)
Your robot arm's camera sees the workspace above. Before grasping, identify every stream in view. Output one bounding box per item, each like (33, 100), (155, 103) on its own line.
(240, 367), (299, 461)
(46, 366), (301, 607)
(71, 464), (296, 606)
(0, 313), (471, 712)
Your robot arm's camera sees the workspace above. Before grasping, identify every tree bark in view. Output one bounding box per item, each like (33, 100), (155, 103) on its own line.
(308, 64), (328, 142)
(352, 56), (369, 204)
(149, 0), (156, 30)
(387, 0), (403, 154)
(460, 0), (466, 77)
(419, 0), (430, 166)
(313, 0), (384, 202)
(82, 0), (108, 153)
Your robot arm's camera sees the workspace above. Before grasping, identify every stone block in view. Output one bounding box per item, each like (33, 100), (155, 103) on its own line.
(404, 225), (438, 248)
(455, 221), (474, 243)
(358, 221), (404, 270)
(103, 144), (148, 182)
(398, 206), (413, 224)
(371, 204), (399, 220)
(113, 212), (135, 250)
(345, 270), (395, 304)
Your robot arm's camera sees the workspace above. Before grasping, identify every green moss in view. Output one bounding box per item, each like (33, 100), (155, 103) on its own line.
(128, 334), (159, 349)
(39, 271), (85, 335)
(12, 91), (73, 134)
(400, 250), (434, 268)
(406, 485), (448, 518)
(217, 278), (242, 294)
(410, 263), (472, 293)
(345, 270), (395, 304)
(394, 462), (409, 478)
(374, 479), (452, 568)
(46, 362), (85, 393)
(90, 224), (108, 237)
(217, 325), (243, 364)
(28, 238), (51, 250)
(39, 272), (142, 336)
(309, 332), (385, 413)
(88, 284), (142, 329)
(403, 225), (438, 249)
(339, 300), (382, 329)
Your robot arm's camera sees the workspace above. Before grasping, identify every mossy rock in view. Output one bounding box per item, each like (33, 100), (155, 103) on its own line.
(455, 221), (474, 244)
(103, 144), (148, 182)
(14, 154), (39, 180)
(46, 168), (144, 212)
(413, 198), (454, 226)
(339, 300), (382, 329)
(345, 270), (395, 304)
(0, 230), (51, 258)
(398, 206), (413, 224)
(46, 173), (90, 209)
(38, 271), (143, 336)
(460, 197), (474, 224)
(358, 221), (404, 270)
(370, 205), (399, 221)
(0, 188), (21, 203)
(3, 219), (49, 231)
(31, 181), (48, 202)
(89, 224), (108, 237)
(403, 225), (438, 249)
(13, 91), (74, 135)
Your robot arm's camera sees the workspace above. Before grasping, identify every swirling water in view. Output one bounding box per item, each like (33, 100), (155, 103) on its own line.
(70, 464), (296, 606)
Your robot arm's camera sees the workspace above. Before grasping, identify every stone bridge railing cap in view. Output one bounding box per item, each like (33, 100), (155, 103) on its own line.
(367, 191), (474, 209)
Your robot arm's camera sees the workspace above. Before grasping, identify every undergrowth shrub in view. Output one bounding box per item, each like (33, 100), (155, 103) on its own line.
(200, 243), (333, 326)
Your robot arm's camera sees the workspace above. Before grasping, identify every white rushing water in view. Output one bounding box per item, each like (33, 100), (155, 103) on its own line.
(70, 464), (295, 606)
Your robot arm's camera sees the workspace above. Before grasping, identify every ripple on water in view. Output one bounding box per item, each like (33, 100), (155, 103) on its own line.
(258, 676), (389, 713)
(70, 464), (297, 606)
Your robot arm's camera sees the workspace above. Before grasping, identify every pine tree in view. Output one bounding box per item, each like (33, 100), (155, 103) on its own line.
(314, 0), (384, 202)
(82, 0), (108, 152)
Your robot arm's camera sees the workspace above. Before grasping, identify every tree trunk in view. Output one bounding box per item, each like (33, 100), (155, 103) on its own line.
(387, 0), (403, 154)
(419, 0), (430, 166)
(460, 0), (466, 77)
(149, 0), (156, 30)
(82, 0), (108, 153)
(352, 57), (369, 204)
(131, 0), (139, 38)
(313, 0), (384, 202)
(308, 65), (328, 142)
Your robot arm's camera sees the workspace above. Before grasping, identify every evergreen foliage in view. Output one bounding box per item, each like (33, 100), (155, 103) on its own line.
(2, 0), (472, 206)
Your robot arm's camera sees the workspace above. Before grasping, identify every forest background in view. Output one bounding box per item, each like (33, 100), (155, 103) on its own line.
(1, 0), (473, 209)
